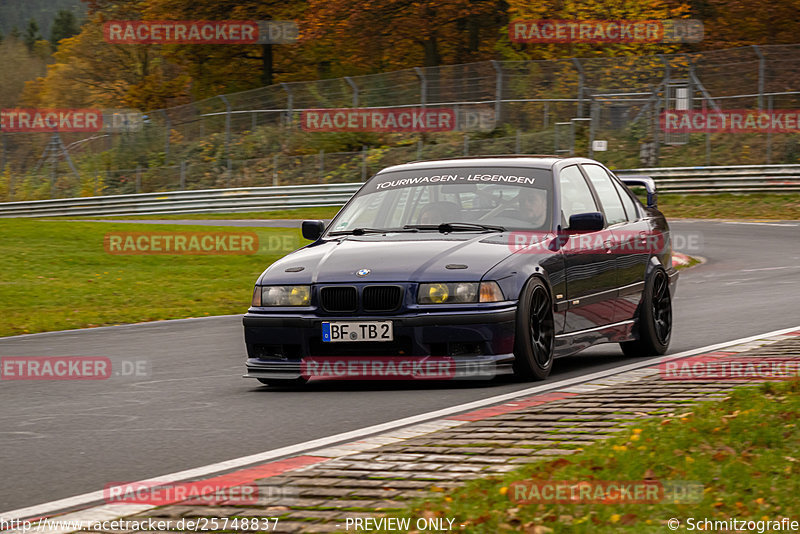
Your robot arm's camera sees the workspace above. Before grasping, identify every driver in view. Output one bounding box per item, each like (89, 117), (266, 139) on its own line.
(517, 188), (548, 228)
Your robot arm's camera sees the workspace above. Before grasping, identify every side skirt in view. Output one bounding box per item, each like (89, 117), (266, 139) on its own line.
(553, 319), (635, 359)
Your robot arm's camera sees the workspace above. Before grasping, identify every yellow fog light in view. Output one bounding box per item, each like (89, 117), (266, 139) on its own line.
(288, 286), (310, 306)
(425, 283), (449, 304)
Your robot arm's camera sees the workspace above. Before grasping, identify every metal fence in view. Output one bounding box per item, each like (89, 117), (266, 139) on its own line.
(2, 165), (798, 218)
(2, 44), (800, 202)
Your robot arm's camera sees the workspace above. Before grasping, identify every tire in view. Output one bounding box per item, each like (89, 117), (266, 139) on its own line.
(257, 377), (308, 387)
(513, 278), (555, 380)
(621, 268), (672, 357)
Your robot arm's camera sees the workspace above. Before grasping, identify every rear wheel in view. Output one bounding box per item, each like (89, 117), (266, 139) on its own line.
(513, 278), (555, 380)
(621, 269), (672, 357)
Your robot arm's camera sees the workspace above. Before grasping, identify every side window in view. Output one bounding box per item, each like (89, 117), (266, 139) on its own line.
(559, 165), (598, 228)
(582, 164), (627, 225)
(610, 175), (639, 221)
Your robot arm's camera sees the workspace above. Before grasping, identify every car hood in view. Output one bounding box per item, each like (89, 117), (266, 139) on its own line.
(259, 232), (547, 284)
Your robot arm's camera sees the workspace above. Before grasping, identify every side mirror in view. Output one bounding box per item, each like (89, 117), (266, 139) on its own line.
(301, 220), (325, 241)
(619, 175), (658, 208)
(568, 212), (605, 232)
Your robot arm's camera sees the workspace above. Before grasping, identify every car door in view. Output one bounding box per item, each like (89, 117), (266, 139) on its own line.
(580, 163), (649, 323)
(557, 165), (618, 334)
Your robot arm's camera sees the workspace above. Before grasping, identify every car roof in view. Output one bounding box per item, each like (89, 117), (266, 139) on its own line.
(377, 155), (589, 174)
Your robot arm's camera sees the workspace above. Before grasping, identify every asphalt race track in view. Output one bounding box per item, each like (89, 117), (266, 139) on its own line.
(1, 219), (799, 513)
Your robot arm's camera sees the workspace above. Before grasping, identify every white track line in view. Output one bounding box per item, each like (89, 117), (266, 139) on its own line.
(0, 315), (243, 341)
(2, 324), (799, 523)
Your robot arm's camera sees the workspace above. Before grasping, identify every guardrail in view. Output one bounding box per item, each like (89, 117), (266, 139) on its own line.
(0, 165), (798, 218)
(0, 183), (363, 218)
(615, 164), (800, 194)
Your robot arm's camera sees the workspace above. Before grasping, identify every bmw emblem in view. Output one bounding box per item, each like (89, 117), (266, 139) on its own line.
(356, 268), (371, 277)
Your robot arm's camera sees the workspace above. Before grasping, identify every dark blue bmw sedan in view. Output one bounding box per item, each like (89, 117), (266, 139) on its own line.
(243, 156), (678, 384)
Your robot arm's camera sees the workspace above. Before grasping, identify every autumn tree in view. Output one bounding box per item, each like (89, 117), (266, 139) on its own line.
(301, 0), (508, 72)
(0, 36), (49, 106)
(23, 20), (42, 51)
(142, 0), (306, 95)
(22, 9), (189, 110)
(51, 10), (82, 48)
(692, 0), (800, 48)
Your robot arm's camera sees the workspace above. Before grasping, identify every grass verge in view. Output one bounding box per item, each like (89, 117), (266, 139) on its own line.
(0, 219), (299, 337)
(655, 193), (800, 220)
(398, 379), (800, 532)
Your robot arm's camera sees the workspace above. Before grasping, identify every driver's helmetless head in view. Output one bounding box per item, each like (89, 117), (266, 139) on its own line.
(519, 188), (548, 226)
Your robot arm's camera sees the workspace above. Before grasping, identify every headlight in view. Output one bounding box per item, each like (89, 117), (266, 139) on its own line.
(418, 282), (503, 304)
(259, 285), (311, 306)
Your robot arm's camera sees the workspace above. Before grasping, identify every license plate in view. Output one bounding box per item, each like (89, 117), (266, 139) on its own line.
(322, 321), (393, 342)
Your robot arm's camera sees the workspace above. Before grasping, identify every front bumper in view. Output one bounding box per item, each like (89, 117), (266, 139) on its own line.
(243, 306), (517, 381)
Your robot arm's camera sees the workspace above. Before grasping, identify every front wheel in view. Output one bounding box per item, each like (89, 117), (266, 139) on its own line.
(620, 269), (672, 357)
(513, 278), (555, 380)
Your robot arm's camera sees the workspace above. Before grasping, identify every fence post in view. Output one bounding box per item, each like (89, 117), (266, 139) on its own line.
(219, 95), (232, 185)
(463, 135), (469, 156)
(661, 54), (670, 119)
(180, 160), (186, 190)
(414, 67), (427, 108)
(345, 77), (359, 107)
(319, 150), (325, 182)
(490, 60), (503, 125)
(588, 99), (597, 158)
(273, 154), (279, 186)
(767, 94), (773, 164)
(752, 45), (765, 111)
(417, 140), (423, 160)
(515, 129), (521, 153)
(135, 166), (142, 193)
(361, 145), (368, 180)
(281, 82), (294, 126)
(686, 54), (695, 112)
(571, 58), (585, 118)
(543, 102), (550, 129)
(160, 110), (171, 162)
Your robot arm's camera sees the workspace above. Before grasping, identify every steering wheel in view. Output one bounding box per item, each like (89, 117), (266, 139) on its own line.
(477, 195), (519, 222)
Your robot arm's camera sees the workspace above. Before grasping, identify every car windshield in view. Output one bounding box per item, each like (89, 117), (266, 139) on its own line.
(327, 166), (554, 235)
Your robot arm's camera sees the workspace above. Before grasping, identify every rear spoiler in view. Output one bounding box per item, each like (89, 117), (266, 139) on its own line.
(619, 175), (658, 209)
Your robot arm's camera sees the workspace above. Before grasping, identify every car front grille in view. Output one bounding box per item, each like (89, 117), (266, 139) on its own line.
(362, 285), (403, 312)
(320, 286), (358, 312)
